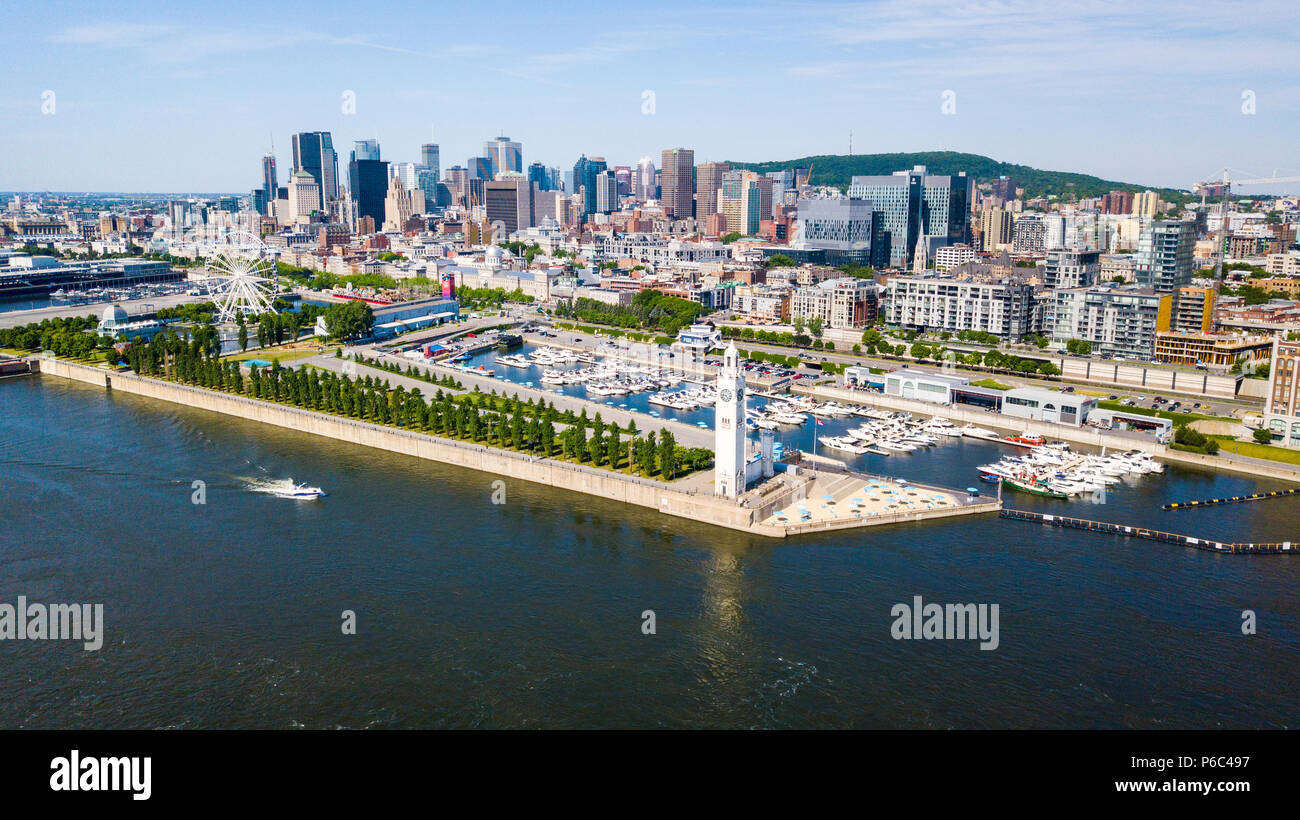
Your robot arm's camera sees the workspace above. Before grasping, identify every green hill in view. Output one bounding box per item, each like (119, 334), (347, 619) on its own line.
(728, 151), (1191, 204)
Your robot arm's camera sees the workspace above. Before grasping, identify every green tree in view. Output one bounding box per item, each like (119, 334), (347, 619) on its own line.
(324, 300), (376, 341)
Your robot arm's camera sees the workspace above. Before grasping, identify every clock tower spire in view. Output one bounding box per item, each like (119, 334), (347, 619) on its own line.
(714, 343), (747, 498)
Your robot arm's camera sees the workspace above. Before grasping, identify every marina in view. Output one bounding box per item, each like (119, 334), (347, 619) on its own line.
(413, 339), (1186, 513)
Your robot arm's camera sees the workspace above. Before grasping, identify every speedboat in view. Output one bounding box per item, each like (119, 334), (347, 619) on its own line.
(259, 479), (326, 500)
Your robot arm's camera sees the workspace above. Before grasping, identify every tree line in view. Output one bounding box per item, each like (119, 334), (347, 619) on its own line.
(121, 333), (711, 480)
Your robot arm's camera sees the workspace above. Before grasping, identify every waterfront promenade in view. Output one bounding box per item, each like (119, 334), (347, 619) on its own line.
(315, 349), (716, 449)
(29, 355), (1000, 538)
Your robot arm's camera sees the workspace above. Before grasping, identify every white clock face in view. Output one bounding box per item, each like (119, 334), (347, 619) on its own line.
(720, 389), (733, 402)
(735, 386), (744, 399)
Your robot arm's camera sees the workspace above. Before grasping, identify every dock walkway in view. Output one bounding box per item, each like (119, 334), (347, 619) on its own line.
(1000, 508), (1297, 554)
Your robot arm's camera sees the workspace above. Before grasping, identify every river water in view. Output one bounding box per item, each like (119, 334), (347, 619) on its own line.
(1, 375), (1298, 728)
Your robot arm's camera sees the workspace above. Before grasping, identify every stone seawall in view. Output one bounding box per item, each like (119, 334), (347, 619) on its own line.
(34, 357), (775, 537)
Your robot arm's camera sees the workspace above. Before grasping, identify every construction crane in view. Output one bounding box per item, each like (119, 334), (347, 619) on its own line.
(1195, 168), (1300, 285)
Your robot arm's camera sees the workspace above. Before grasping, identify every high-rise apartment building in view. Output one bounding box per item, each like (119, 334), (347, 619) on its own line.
(1134, 220), (1195, 293)
(991, 176), (1018, 200)
(980, 207), (1013, 252)
(1051, 286), (1171, 357)
(1012, 214), (1046, 255)
(1133, 190), (1161, 219)
(1173, 286), (1215, 333)
(1045, 249), (1101, 289)
(887, 276), (1037, 339)
(791, 278), (880, 329)
(1101, 190), (1133, 215)
(660, 148), (694, 219)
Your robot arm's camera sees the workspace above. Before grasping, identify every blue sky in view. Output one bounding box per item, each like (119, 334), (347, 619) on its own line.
(3, 0), (1298, 193)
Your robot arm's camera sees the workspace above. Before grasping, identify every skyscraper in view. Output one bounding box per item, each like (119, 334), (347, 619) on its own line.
(483, 136), (522, 176)
(352, 139), (381, 162)
(348, 140), (388, 231)
(291, 132), (339, 203)
(445, 166), (469, 205)
(595, 171), (618, 214)
(696, 162), (730, 221)
(383, 175), (425, 232)
(527, 161), (551, 191)
(287, 170), (321, 224)
(634, 157), (656, 202)
(260, 149), (278, 215)
(847, 166), (971, 267)
(719, 170), (761, 236)
(572, 155), (607, 217)
(420, 143), (440, 180)
(468, 156), (492, 181)
(485, 176), (534, 236)
(660, 148), (694, 219)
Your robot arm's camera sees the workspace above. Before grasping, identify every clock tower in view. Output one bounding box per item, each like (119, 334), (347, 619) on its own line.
(714, 343), (747, 498)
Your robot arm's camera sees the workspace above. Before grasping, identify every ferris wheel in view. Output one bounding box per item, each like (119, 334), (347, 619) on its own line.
(193, 230), (280, 323)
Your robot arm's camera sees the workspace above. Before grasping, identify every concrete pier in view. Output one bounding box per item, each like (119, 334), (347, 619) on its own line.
(28, 356), (1000, 538)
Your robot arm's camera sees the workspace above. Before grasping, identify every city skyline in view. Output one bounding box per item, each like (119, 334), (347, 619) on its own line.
(3, 0), (1299, 193)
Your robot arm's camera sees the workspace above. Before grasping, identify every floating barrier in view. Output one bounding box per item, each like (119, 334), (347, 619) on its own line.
(1000, 509), (1296, 555)
(1163, 488), (1300, 511)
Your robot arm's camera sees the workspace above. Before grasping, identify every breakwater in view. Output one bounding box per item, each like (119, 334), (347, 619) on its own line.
(1163, 488), (1300, 510)
(1000, 508), (1297, 554)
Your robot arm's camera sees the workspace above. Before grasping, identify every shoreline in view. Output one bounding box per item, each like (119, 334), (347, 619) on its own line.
(29, 356), (999, 538)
